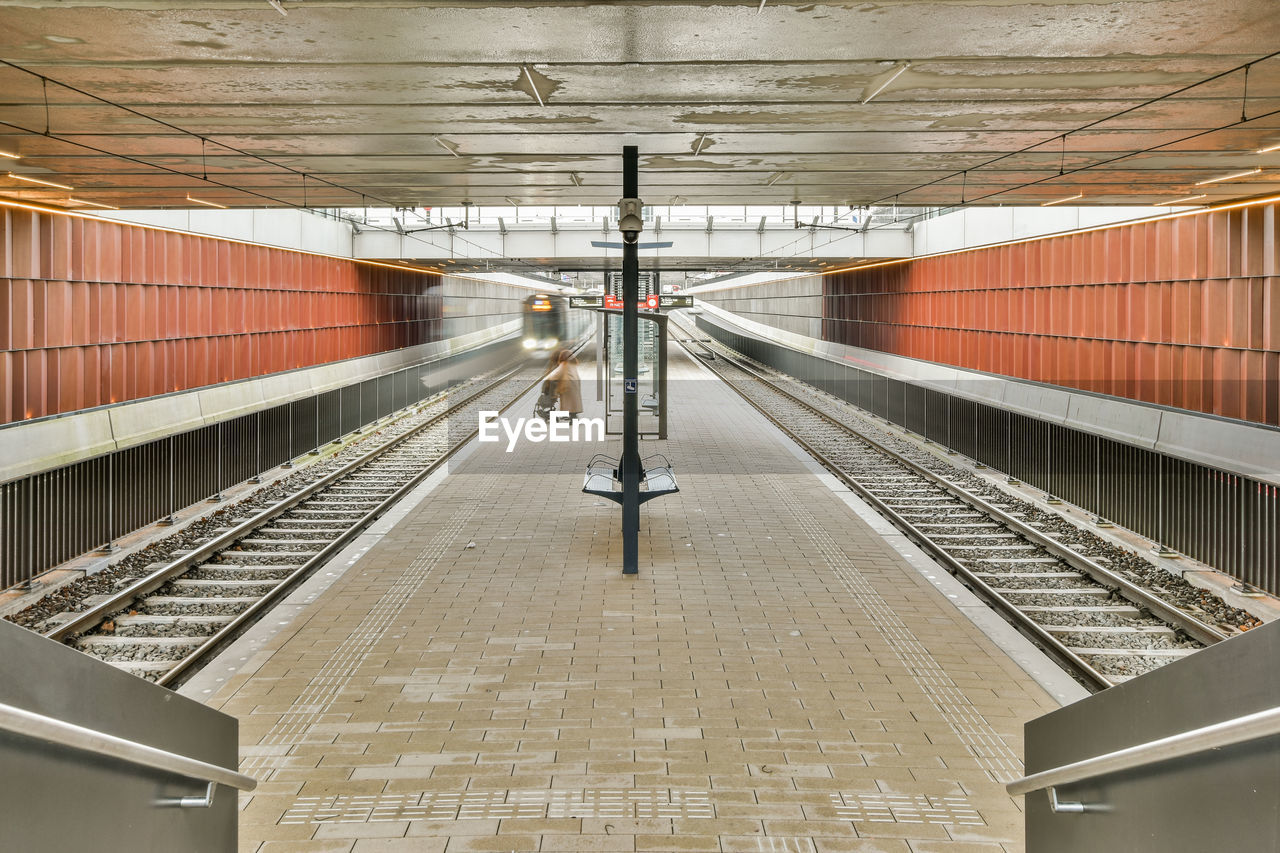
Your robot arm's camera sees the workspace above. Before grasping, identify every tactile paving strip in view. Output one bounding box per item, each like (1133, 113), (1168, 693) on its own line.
(280, 788), (715, 825)
(828, 792), (985, 825)
(772, 482), (1025, 783)
(240, 475), (497, 780)
(750, 838), (817, 852)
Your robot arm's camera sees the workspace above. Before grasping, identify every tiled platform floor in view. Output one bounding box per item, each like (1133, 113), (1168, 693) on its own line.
(211, 350), (1063, 853)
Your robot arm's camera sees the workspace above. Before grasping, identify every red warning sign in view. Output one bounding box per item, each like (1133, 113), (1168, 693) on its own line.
(602, 294), (660, 310)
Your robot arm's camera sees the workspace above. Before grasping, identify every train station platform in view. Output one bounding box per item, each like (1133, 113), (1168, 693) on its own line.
(191, 349), (1082, 853)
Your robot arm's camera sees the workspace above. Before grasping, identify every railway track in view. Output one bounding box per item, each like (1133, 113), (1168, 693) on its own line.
(37, 354), (569, 687)
(675, 320), (1234, 690)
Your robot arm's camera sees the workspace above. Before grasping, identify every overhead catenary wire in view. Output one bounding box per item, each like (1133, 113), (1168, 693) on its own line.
(745, 98), (1280, 268)
(728, 97), (1280, 272)
(0, 60), (553, 270)
(759, 48), (1280, 255)
(892, 102), (1280, 221)
(0, 114), (537, 271)
(717, 49), (1280, 273)
(863, 48), (1280, 211)
(0, 58), (405, 211)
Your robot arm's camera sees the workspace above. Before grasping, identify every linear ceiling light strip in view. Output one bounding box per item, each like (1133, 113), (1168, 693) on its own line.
(8, 171), (72, 189)
(1194, 167), (1262, 186)
(187, 194), (227, 208)
(68, 197), (117, 209)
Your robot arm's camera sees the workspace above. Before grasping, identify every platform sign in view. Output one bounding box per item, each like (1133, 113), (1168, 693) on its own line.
(624, 378), (637, 394)
(569, 294), (694, 310)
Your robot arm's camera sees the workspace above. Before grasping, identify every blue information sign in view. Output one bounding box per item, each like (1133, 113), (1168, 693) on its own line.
(624, 378), (637, 394)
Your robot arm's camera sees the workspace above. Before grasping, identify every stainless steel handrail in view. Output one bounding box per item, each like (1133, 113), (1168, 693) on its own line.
(1007, 705), (1280, 812)
(0, 700), (256, 805)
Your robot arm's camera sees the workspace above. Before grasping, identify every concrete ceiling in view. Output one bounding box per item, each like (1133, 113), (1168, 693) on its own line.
(1, 1), (1279, 213)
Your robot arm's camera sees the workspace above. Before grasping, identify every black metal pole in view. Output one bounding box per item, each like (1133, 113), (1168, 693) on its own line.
(620, 145), (641, 575)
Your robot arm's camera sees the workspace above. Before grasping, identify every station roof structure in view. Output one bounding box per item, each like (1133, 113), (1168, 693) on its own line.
(0, 0), (1278, 214)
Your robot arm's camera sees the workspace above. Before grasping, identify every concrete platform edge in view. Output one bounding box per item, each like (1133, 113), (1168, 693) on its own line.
(681, 345), (1091, 709)
(177, 457), (461, 703)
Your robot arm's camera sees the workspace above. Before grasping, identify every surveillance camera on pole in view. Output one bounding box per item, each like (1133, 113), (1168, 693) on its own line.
(618, 197), (643, 244)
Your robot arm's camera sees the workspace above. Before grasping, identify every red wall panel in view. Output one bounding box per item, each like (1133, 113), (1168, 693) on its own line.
(0, 205), (444, 426)
(824, 200), (1280, 426)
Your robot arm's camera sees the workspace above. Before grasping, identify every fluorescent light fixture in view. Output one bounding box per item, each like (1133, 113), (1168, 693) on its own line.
(69, 197), (118, 210)
(434, 136), (461, 158)
(1041, 192), (1083, 207)
(1258, 142), (1280, 154)
(186, 194), (228, 209)
(693, 133), (708, 156)
(0, 150), (20, 160)
(1157, 193), (1207, 206)
(8, 172), (72, 190)
(569, 172), (583, 187)
(1194, 167), (1261, 186)
(522, 65), (546, 107)
(764, 171), (787, 187)
(266, 0), (287, 16)
(863, 61), (910, 105)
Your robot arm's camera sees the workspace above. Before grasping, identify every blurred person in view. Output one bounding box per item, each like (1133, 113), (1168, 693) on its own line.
(548, 349), (583, 420)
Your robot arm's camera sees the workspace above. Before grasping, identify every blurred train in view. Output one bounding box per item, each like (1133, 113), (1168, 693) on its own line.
(522, 292), (584, 351)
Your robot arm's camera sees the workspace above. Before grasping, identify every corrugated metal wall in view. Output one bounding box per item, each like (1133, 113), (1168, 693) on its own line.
(824, 202), (1280, 426)
(0, 206), (443, 425)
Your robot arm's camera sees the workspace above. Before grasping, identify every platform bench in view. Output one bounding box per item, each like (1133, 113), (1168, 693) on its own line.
(583, 453), (679, 505)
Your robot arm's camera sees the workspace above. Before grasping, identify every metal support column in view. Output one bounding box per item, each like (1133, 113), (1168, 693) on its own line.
(619, 145), (642, 575)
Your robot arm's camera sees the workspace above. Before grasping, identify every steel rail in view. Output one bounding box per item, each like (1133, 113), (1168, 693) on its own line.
(678, 320), (1230, 688)
(54, 338), (591, 687)
(707, 345), (1227, 648)
(153, 351), (583, 688)
(676, 331), (1113, 691)
(44, 363), (528, 644)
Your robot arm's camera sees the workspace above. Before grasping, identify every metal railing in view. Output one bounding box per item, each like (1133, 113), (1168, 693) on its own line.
(1006, 705), (1280, 813)
(0, 701), (256, 808)
(699, 315), (1280, 595)
(0, 337), (519, 590)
